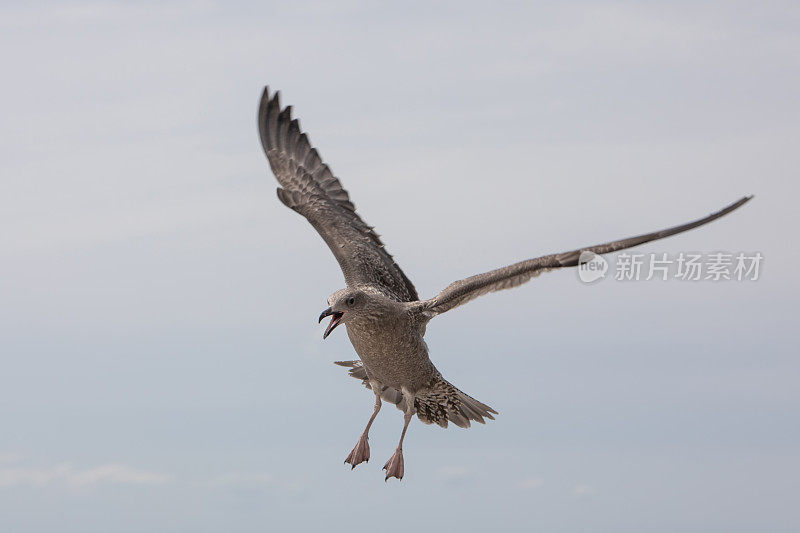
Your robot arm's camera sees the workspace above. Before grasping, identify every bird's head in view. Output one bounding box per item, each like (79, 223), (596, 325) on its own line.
(318, 288), (368, 339)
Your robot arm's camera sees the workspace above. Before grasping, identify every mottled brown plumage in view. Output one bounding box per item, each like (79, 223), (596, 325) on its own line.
(257, 86), (751, 481)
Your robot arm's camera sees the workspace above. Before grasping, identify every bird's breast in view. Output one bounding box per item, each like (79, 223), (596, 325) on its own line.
(344, 318), (436, 391)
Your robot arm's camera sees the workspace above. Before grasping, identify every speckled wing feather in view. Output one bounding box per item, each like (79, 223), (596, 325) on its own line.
(421, 196), (752, 315)
(258, 87), (418, 302)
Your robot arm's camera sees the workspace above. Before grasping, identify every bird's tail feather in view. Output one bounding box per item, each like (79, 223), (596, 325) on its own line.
(414, 378), (497, 429)
(334, 361), (497, 429)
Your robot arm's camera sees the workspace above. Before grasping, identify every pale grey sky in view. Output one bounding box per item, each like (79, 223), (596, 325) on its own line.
(1, 1), (798, 532)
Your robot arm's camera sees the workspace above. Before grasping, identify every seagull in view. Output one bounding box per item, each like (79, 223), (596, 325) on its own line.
(257, 86), (751, 481)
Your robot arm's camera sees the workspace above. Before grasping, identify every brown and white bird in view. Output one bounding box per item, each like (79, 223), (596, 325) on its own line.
(257, 86), (751, 481)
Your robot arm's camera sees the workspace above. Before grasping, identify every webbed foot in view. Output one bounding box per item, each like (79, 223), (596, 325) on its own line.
(344, 433), (370, 469)
(382, 447), (404, 481)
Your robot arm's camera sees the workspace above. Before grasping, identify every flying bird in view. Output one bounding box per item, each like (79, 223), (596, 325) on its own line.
(257, 86), (751, 481)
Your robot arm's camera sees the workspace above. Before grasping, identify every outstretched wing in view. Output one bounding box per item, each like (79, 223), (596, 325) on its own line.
(258, 87), (418, 302)
(420, 196), (752, 315)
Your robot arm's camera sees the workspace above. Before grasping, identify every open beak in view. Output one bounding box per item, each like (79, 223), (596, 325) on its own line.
(318, 307), (344, 339)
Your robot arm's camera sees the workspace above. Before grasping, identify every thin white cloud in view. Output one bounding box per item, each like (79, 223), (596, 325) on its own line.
(0, 463), (169, 488)
(204, 472), (309, 494)
(517, 477), (543, 490)
(436, 466), (470, 483)
(206, 472), (273, 488)
(0, 453), (21, 464)
(573, 484), (595, 496)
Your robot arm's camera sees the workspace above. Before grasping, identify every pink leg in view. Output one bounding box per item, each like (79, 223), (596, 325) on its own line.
(383, 407), (413, 481)
(345, 392), (381, 469)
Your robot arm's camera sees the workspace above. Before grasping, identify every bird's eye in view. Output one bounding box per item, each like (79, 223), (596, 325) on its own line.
(347, 297), (355, 306)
